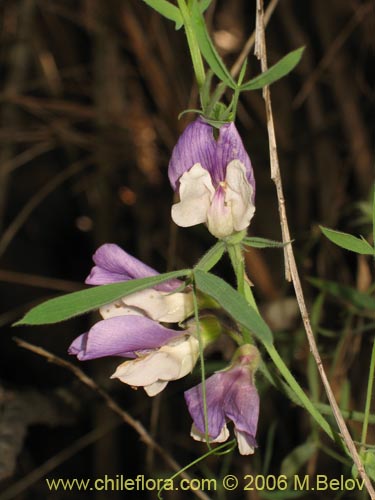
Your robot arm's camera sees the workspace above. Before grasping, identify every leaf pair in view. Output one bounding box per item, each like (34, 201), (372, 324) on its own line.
(15, 268), (273, 346)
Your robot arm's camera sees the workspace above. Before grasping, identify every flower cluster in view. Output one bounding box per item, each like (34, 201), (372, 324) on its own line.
(69, 118), (260, 454)
(69, 243), (199, 396)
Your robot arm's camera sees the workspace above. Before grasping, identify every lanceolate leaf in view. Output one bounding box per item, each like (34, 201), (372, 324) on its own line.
(309, 277), (375, 312)
(320, 226), (374, 255)
(193, 269), (273, 345)
(15, 269), (191, 326)
(194, 241), (225, 271)
(190, 1), (237, 90)
(141, 0), (183, 29)
(243, 236), (289, 249)
(240, 47), (304, 91)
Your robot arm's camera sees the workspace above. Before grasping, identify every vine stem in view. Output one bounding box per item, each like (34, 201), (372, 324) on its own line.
(177, 0), (205, 89)
(255, 1), (374, 497)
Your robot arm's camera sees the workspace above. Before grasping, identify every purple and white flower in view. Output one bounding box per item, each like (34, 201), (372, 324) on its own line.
(68, 244), (197, 395)
(184, 344), (260, 455)
(169, 118), (255, 239)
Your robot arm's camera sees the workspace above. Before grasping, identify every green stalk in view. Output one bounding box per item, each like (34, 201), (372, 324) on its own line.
(228, 243), (337, 442)
(265, 343), (335, 441)
(177, 0), (205, 89)
(192, 282), (211, 448)
(361, 339), (375, 450)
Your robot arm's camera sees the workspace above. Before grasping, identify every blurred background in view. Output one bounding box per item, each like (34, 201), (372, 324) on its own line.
(0, 0), (374, 498)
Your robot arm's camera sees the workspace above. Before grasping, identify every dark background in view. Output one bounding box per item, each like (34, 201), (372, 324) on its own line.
(0, 0), (374, 499)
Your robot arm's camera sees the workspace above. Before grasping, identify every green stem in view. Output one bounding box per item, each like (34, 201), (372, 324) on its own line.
(361, 339), (375, 450)
(177, 0), (205, 90)
(228, 243), (337, 442)
(192, 282), (211, 448)
(265, 343), (336, 441)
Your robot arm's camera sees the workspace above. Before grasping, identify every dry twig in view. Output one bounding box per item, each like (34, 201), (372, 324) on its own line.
(14, 338), (211, 500)
(254, 0), (375, 497)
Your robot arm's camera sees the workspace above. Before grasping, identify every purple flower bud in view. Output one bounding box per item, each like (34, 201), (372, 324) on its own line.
(168, 118), (255, 239)
(184, 344), (260, 455)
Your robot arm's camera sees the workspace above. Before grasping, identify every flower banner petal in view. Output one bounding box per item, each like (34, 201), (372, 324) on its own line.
(68, 316), (179, 360)
(168, 118), (216, 190)
(86, 244), (159, 284)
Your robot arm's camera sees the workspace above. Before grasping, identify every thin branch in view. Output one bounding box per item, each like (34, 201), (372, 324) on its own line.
(254, 1), (375, 497)
(14, 338), (211, 500)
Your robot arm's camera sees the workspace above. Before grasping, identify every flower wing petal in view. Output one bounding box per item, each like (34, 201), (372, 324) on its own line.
(99, 289), (193, 323)
(234, 429), (256, 455)
(111, 351), (181, 386)
(172, 164), (214, 228)
(225, 160), (255, 232)
(190, 423), (229, 443)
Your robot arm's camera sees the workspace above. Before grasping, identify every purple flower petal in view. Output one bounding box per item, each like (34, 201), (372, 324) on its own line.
(184, 372), (227, 440)
(223, 366), (259, 448)
(215, 122), (255, 198)
(185, 354), (259, 448)
(85, 243), (181, 292)
(168, 118), (216, 191)
(168, 119), (255, 204)
(68, 316), (179, 360)
(85, 244), (158, 285)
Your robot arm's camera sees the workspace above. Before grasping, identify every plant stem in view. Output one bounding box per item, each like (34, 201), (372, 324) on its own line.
(255, 1), (374, 496)
(361, 339), (375, 450)
(177, 0), (205, 90)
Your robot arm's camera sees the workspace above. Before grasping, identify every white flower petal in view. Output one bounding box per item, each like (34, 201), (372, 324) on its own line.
(159, 335), (200, 378)
(111, 352), (180, 386)
(100, 289), (193, 323)
(144, 380), (169, 396)
(234, 429), (255, 455)
(111, 336), (199, 395)
(190, 423), (229, 443)
(207, 186), (234, 238)
(172, 163), (214, 227)
(225, 160), (255, 232)
(99, 301), (143, 319)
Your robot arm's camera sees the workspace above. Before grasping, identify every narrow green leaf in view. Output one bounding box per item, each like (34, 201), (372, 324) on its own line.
(193, 269), (273, 345)
(316, 403), (375, 424)
(240, 47), (305, 91)
(190, 2), (237, 90)
(199, 0), (212, 13)
(141, 0), (183, 29)
(320, 226), (374, 255)
(194, 241), (225, 271)
(243, 236), (289, 249)
(308, 277), (375, 311)
(281, 441), (317, 477)
(15, 269), (191, 325)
